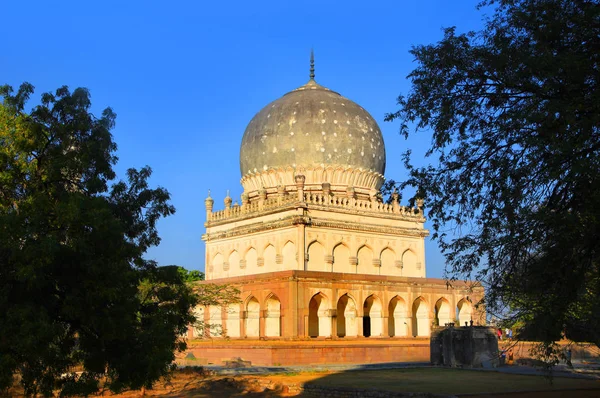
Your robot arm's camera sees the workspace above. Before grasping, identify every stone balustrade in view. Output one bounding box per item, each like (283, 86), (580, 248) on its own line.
(207, 190), (422, 223)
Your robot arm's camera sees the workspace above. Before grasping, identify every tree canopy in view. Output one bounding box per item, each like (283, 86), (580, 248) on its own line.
(0, 84), (197, 396)
(386, 0), (600, 347)
(175, 266), (205, 282)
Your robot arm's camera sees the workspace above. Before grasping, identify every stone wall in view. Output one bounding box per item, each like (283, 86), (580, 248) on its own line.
(185, 340), (430, 366)
(430, 326), (499, 367)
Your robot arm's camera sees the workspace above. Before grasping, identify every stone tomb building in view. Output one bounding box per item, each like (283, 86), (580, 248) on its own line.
(191, 61), (484, 361)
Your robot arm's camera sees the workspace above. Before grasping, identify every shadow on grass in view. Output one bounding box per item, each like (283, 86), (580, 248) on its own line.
(122, 364), (600, 397)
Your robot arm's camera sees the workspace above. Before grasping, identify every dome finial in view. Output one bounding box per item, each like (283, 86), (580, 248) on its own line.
(310, 49), (315, 80)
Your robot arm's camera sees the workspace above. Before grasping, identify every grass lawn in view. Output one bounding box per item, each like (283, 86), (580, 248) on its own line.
(280, 368), (600, 395)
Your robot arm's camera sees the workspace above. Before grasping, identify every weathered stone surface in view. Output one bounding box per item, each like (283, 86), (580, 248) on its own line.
(430, 326), (499, 368)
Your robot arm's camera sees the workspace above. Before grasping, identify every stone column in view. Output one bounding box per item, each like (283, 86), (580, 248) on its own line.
(357, 316), (364, 337)
(258, 188), (267, 210)
(259, 310), (266, 338)
(383, 316), (389, 337)
(240, 311), (247, 338)
(330, 309), (338, 338)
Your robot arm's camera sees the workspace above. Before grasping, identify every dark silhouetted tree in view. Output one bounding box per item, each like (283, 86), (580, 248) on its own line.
(386, 0), (600, 348)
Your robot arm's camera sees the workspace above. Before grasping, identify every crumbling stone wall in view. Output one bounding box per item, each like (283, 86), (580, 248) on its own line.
(431, 326), (499, 367)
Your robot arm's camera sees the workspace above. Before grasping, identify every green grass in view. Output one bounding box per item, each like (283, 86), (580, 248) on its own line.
(305, 368), (600, 394)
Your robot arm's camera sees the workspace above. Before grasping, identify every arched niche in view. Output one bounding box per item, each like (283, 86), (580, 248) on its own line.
(357, 245), (375, 275)
(402, 249), (417, 271)
(263, 244), (276, 270)
(308, 293), (330, 337)
(380, 248), (396, 269)
(265, 295), (281, 337)
(336, 294), (357, 337)
(307, 241), (327, 272)
(388, 296), (408, 337)
(282, 241), (296, 270)
(229, 251), (240, 270)
(245, 248), (258, 273)
(332, 243), (351, 273)
(213, 253), (224, 270)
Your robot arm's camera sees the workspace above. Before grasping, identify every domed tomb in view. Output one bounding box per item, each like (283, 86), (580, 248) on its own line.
(239, 65), (386, 201)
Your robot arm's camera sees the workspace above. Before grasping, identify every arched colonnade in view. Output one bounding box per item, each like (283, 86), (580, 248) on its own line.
(308, 293), (474, 338)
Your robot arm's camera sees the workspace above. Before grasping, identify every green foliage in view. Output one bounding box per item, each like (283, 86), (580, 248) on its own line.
(0, 83), (196, 396)
(191, 283), (241, 338)
(386, 0), (600, 349)
(175, 266), (205, 282)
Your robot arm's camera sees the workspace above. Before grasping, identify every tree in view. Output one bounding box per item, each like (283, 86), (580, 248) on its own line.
(0, 83), (197, 396)
(386, 0), (600, 348)
(175, 266), (205, 282)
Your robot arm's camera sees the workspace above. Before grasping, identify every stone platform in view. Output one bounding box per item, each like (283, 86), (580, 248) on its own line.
(181, 337), (430, 367)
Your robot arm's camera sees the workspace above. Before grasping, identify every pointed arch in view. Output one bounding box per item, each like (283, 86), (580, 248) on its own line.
(412, 296), (430, 337)
(357, 245), (375, 275)
(308, 292), (330, 337)
(435, 298), (452, 326)
(332, 242), (351, 273)
(245, 296), (260, 338)
(402, 249), (418, 271)
(265, 293), (281, 337)
(380, 247), (396, 269)
(263, 244), (276, 269)
(307, 241), (327, 272)
(336, 293), (358, 337)
(363, 294), (383, 337)
(228, 250), (240, 269)
(388, 296), (408, 337)
(245, 247), (258, 271)
(282, 240), (296, 270)
(212, 253), (224, 269)
(457, 298), (473, 327)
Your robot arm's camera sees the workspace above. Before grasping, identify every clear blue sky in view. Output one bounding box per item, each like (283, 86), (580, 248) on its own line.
(2, 0), (488, 278)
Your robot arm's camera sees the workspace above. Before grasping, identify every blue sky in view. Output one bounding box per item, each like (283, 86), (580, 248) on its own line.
(2, 0), (488, 277)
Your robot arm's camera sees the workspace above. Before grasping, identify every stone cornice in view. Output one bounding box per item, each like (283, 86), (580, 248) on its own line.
(203, 214), (429, 242)
(197, 270), (484, 293)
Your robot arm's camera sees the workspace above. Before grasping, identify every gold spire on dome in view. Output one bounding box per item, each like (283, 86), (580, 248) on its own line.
(310, 49), (315, 80)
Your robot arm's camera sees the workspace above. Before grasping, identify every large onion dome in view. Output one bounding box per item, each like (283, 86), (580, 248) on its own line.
(239, 56), (386, 200)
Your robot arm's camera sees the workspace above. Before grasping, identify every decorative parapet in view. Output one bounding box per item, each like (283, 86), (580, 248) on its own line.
(206, 190), (424, 224)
